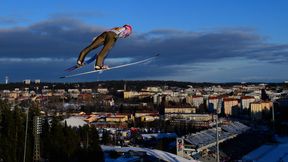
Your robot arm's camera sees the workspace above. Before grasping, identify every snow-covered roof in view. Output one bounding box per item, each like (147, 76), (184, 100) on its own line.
(62, 116), (87, 127)
(141, 133), (177, 140)
(102, 145), (198, 162)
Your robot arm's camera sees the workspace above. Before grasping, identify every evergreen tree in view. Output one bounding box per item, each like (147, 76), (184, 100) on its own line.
(261, 89), (270, 101)
(0, 101), (16, 162)
(40, 117), (50, 160)
(47, 117), (68, 161)
(0, 100), (104, 162)
(80, 125), (104, 162)
(0, 101), (28, 162)
(101, 130), (111, 145)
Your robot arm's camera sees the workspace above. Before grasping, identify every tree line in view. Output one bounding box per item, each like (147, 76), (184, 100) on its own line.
(0, 100), (104, 162)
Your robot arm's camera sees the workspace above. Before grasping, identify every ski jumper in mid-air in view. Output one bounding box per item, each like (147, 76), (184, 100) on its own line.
(77, 24), (132, 70)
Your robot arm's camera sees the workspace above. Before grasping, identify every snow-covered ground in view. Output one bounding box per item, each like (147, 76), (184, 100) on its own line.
(242, 135), (288, 162)
(102, 145), (198, 162)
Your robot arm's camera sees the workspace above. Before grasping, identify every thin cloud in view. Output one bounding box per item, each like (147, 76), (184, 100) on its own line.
(1, 17), (288, 82)
(1, 17), (288, 64)
(0, 16), (24, 25)
(0, 57), (134, 65)
(0, 57), (70, 63)
(105, 57), (134, 65)
(49, 12), (105, 20)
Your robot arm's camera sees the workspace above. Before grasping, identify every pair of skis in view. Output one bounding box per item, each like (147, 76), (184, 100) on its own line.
(60, 54), (159, 78)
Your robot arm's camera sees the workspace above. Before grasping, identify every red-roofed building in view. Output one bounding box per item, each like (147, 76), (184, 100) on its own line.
(207, 96), (219, 112)
(251, 101), (272, 120)
(78, 93), (93, 102)
(223, 98), (239, 116)
(241, 96), (255, 110)
(186, 95), (204, 108)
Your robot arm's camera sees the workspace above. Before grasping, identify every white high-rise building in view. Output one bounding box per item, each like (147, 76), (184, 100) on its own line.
(223, 98), (239, 116)
(23, 79), (31, 85)
(241, 96), (255, 110)
(5, 76), (8, 84)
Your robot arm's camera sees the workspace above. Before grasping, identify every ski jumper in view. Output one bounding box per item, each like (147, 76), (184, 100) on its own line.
(77, 25), (132, 68)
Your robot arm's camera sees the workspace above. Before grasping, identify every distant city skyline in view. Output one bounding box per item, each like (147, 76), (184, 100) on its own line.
(1, 0), (288, 82)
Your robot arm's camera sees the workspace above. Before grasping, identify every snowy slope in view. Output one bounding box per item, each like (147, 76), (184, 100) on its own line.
(102, 145), (198, 162)
(242, 136), (288, 162)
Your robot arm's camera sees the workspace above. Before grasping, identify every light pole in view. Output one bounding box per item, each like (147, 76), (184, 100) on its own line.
(216, 114), (219, 162)
(23, 107), (29, 162)
(216, 98), (222, 162)
(271, 99), (278, 134)
(272, 103), (275, 130)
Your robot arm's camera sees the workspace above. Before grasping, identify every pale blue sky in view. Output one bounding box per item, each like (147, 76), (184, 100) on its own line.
(1, 0), (288, 82)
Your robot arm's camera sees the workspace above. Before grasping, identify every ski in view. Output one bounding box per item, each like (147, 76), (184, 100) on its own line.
(60, 54), (159, 78)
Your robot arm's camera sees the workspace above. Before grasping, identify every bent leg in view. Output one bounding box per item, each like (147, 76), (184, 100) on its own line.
(96, 33), (117, 67)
